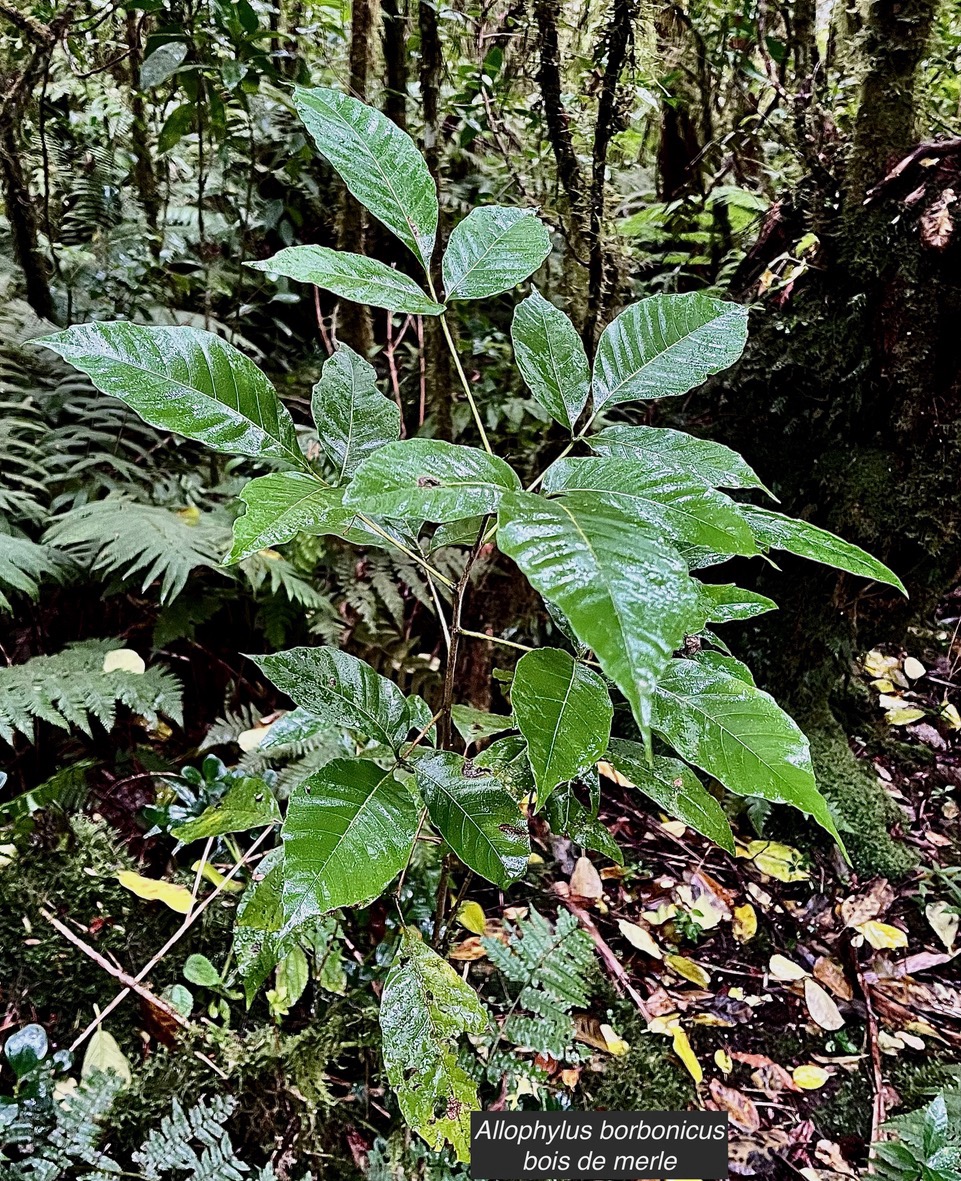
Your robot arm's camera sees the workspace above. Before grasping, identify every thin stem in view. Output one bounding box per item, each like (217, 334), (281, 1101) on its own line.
(356, 512), (456, 589)
(457, 627), (534, 653)
(425, 275), (492, 454)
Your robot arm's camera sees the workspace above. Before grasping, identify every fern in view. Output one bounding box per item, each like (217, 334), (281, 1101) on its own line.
(133, 1095), (275, 1181)
(44, 498), (230, 603)
(0, 639), (183, 744)
(482, 908), (595, 1058)
(0, 532), (70, 612)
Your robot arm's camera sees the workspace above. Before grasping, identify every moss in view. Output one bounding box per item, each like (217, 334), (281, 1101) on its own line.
(815, 1070), (873, 1143)
(582, 1009), (696, 1112)
(807, 712), (917, 879)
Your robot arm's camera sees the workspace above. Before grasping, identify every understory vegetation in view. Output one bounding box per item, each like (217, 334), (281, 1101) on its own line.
(1, 0), (960, 1178)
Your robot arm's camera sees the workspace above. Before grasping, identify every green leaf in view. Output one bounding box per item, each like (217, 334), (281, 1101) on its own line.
(590, 424), (769, 493)
(157, 102), (195, 153)
(183, 953), (221, 988)
(511, 289), (590, 432)
(543, 456), (757, 557)
(227, 475), (372, 564)
(693, 649), (756, 684)
(739, 505), (906, 593)
(473, 735), (535, 799)
(697, 582), (778, 624)
(497, 491), (700, 741)
(251, 646), (416, 751)
(282, 758), (419, 927)
(442, 207), (551, 301)
(345, 439), (521, 523)
(171, 777), (280, 841)
(81, 1028), (132, 1087)
(511, 648), (612, 807)
(542, 781), (623, 864)
(234, 850), (302, 1005)
(4, 1024), (47, 1078)
(413, 750), (529, 887)
(310, 345), (402, 481)
(651, 658), (842, 846)
(381, 928), (488, 1160)
(605, 738), (735, 853)
(295, 87), (438, 269)
(449, 705), (513, 745)
(40, 323), (306, 470)
(592, 293), (749, 410)
(139, 41), (187, 88)
(249, 247), (444, 316)
(276, 945), (310, 1009)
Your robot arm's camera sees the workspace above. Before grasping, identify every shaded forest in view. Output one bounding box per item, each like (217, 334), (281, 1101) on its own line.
(0, 0), (959, 1178)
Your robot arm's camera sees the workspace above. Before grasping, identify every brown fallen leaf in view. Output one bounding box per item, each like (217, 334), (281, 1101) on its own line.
(708, 1078), (760, 1132)
(813, 955), (854, 1000)
(839, 878), (895, 928)
(804, 977), (845, 1030)
(569, 855), (603, 901)
(448, 937), (487, 961)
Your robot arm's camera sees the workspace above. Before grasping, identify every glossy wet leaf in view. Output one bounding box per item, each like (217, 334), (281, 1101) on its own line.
(592, 293), (749, 410)
(497, 491), (700, 741)
(171, 777), (280, 841)
(40, 323), (306, 470)
(227, 475), (374, 564)
(604, 739), (734, 852)
(473, 735), (536, 799)
(295, 87), (437, 269)
(380, 927), (488, 1160)
(414, 750), (529, 887)
(139, 41), (187, 88)
(543, 781), (623, 864)
(543, 456), (757, 557)
(345, 439), (521, 523)
(442, 207), (551, 300)
(511, 289), (590, 431)
(4, 1024), (47, 1078)
(511, 648), (612, 806)
(590, 423), (768, 492)
(652, 658), (843, 846)
(449, 705), (513, 745)
(310, 345), (401, 481)
(697, 582), (778, 624)
(249, 246), (443, 315)
(740, 504), (906, 593)
(252, 645), (416, 751)
(282, 758), (418, 928)
(234, 850), (302, 1004)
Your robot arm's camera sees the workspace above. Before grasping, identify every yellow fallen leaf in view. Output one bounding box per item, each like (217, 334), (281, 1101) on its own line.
(676, 883), (726, 930)
(82, 1027), (132, 1086)
(864, 650), (898, 677)
(670, 1022), (702, 1083)
(926, 901), (959, 951)
(661, 819), (687, 838)
(237, 725), (269, 752)
(642, 902), (677, 926)
(617, 918), (662, 959)
(457, 901), (487, 935)
(569, 855), (603, 901)
(599, 1023), (630, 1056)
(804, 977), (845, 1030)
(116, 870), (193, 914)
(769, 953), (808, 981)
(942, 703), (961, 730)
(885, 708), (925, 726)
(102, 648), (145, 675)
(903, 656), (925, 680)
(793, 1064), (830, 1090)
(732, 903), (758, 944)
(177, 505), (201, 526)
(714, 1049), (733, 1074)
(737, 840), (810, 882)
(855, 920), (908, 950)
(191, 861), (243, 893)
(871, 678), (895, 692)
(665, 954), (711, 988)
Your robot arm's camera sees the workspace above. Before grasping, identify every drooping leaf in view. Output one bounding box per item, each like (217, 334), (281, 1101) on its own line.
(697, 582), (778, 624)
(345, 439), (521, 523)
(171, 777), (280, 842)
(590, 424), (769, 493)
(40, 323), (306, 470)
(511, 289), (590, 432)
(139, 41), (187, 88)
(380, 928), (489, 1160)
(651, 658), (843, 846)
(282, 758), (419, 927)
(739, 505), (906, 593)
(309, 346), (402, 481)
(234, 850), (302, 1005)
(413, 750), (529, 887)
(604, 738), (734, 853)
(227, 475), (371, 564)
(542, 456), (757, 557)
(449, 705), (513, 746)
(442, 207), (551, 301)
(497, 491), (700, 740)
(294, 87), (437, 269)
(592, 293), (749, 410)
(251, 646), (415, 751)
(248, 247), (443, 316)
(542, 781), (623, 864)
(511, 648), (612, 806)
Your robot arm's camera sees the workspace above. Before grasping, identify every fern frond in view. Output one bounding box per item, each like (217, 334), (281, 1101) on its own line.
(0, 639), (183, 744)
(44, 498), (230, 603)
(133, 1095), (278, 1181)
(482, 909), (595, 1057)
(0, 532), (70, 612)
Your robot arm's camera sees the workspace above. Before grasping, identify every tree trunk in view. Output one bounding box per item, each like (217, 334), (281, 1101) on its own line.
(335, 0), (377, 354)
(381, 0), (408, 131)
(705, 0), (953, 876)
(126, 12), (161, 246)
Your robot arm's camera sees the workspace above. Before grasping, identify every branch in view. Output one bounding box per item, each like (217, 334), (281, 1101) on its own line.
(864, 136), (961, 204)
